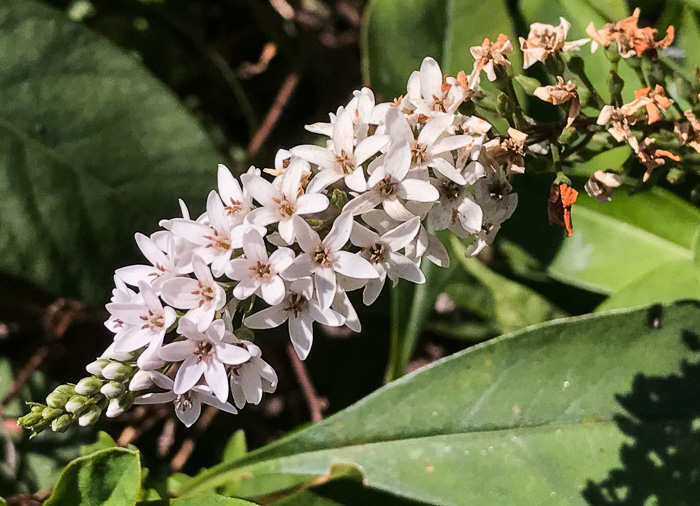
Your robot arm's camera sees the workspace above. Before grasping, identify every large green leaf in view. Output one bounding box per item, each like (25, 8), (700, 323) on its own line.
(548, 187), (700, 293)
(45, 447), (142, 506)
(362, 0), (518, 100)
(0, 0), (223, 301)
(176, 301), (700, 504)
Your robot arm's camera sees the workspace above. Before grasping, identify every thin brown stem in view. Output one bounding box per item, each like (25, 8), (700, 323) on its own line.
(246, 72), (301, 162)
(287, 343), (326, 423)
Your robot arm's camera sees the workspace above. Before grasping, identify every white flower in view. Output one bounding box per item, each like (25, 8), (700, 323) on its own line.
(292, 107), (389, 192)
(134, 371), (237, 427)
(115, 233), (183, 291)
(217, 164), (255, 226)
(350, 217), (424, 305)
(243, 158), (329, 244)
(428, 172), (484, 237)
(343, 140), (439, 220)
(245, 278), (345, 360)
(474, 164), (518, 225)
(385, 108), (471, 185)
(160, 255), (226, 331)
(282, 213), (380, 309)
(362, 209), (450, 267)
(225, 228), (294, 305)
(229, 341), (278, 408)
(159, 318), (251, 402)
(306, 87), (390, 140)
(405, 57), (467, 117)
(107, 281), (176, 361)
(167, 190), (258, 277)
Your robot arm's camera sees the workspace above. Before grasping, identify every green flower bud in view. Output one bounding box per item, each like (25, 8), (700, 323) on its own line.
(17, 412), (43, 428)
(30, 404), (45, 414)
(46, 391), (69, 409)
(54, 384), (76, 396)
(235, 326), (255, 341)
(514, 75), (542, 95)
(78, 405), (102, 427)
(65, 394), (89, 413)
(75, 376), (104, 396)
(329, 189), (349, 210)
(101, 362), (133, 382)
(86, 358), (110, 376)
(106, 393), (134, 418)
(101, 381), (126, 399)
(51, 414), (73, 433)
(604, 44), (621, 64)
(41, 407), (64, 420)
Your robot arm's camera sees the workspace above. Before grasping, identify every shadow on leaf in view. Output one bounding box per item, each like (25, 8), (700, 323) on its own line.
(583, 326), (700, 505)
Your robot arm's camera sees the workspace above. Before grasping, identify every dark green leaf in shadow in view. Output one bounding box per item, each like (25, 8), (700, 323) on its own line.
(0, 0), (223, 301)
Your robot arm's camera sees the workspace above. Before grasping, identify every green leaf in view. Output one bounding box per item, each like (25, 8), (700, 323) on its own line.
(0, 0), (223, 301)
(677, 7), (700, 79)
(451, 237), (567, 333)
(222, 429), (247, 464)
(172, 496), (257, 506)
(176, 301), (700, 504)
(362, 0), (518, 100)
(80, 431), (118, 457)
(597, 259), (700, 311)
(45, 447), (142, 506)
(565, 145), (631, 177)
(548, 186), (700, 293)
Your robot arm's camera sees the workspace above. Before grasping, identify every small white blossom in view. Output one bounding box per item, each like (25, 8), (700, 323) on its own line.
(160, 255), (226, 331)
(292, 107), (389, 192)
(225, 228), (294, 305)
(243, 158), (329, 244)
(159, 318), (251, 402)
(229, 341), (278, 409)
(351, 217), (424, 305)
(385, 108), (472, 184)
(134, 371), (237, 427)
(107, 281), (176, 362)
(282, 213), (380, 309)
(245, 278), (345, 360)
(343, 140), (439, 220)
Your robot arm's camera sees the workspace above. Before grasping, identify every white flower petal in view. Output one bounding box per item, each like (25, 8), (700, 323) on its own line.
(289, 314), (313, 360)
(314, 267), (337, 310)
(333, 251), (380, 279)
(324, 211), (354, 251)
(296, 193), (330, 215)
(173, 357), (206, 394)
(292, 215), (321, 252)
(396, 179), (440, 202)
(260, 275), (286, 305)
(204, 359), (230, 402)
(245, 305), (289, 329)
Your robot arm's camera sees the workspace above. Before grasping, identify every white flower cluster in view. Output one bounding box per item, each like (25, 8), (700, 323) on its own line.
(98, 56), (517, 427)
